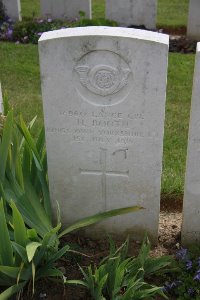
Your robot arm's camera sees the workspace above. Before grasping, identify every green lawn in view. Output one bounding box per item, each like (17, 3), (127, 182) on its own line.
(0, 42), (195, 196)
(21, 0), (189, 27)
(157, 0), (189, 28)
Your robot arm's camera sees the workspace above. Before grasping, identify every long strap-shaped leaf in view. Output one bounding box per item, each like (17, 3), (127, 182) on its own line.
(0, 281), (26, 300)
(0, 200), (13, 266)
(0, 111), (13, 182)
(59, 206), (143, 238)
(18, 116), (41, 166)
(18, 117), (52, 219)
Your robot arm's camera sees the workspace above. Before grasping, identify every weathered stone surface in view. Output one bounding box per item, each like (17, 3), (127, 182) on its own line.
(40, 0), (91, 20)
(182, 43), (200, 245)
(106, 0), (157, 29)
(39, 27), (168, 242)
(0, 83), (3, 113)
(187, 0), (200, 39)
(2, 0), (21, 21)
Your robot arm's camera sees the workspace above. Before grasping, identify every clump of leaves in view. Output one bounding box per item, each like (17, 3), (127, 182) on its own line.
(0, 199), (69, 299)
(163, 247), (200, 299)
(4, 13), (117, 44)
(0, 95), (142, 299)
(67, 236), (173, 299)
(12, 18), (117, 44)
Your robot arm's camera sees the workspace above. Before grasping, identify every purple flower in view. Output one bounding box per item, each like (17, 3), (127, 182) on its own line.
(176, 248), (187, 260)
(186, 260), (192, 270)
(162, 283), (172, 292)
(6, 28), (13, 39)
(37, 32), (42, 36)
(163, 280), (181, 292)
(194, 270), (200, 281)
(188, 288), (195, 296)
(47, 18), (52, 23)
(197, 257), (200, 267)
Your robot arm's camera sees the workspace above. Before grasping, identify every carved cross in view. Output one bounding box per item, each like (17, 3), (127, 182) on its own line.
(80, 148), (129, 209)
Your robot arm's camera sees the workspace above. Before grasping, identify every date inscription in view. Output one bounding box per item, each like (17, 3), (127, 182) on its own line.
(47, 109), (159, 145)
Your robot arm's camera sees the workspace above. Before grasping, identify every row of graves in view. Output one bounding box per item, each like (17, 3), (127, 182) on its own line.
(2, 0), (200, 39)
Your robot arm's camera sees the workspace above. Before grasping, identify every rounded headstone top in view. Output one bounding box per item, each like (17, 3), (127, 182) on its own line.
(39, 26), (169, 46)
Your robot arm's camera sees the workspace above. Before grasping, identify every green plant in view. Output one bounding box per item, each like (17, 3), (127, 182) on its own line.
(8, 17), (117, 44)
(163, 247), (200, 299)
(0, 199), (69, 299)
(0, 97), (142, 298)
(0, 96), (141, 237)
(67, 236), (173, 299)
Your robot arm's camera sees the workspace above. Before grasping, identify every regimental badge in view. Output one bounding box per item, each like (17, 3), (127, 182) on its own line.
(74, 50), (133, 106)
(75, 64), (131, 97)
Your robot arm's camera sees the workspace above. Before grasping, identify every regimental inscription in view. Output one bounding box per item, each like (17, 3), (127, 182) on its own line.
(80, 148), (129, 209)
(74, 50), (133, 106)
(47, 109), (160, 145)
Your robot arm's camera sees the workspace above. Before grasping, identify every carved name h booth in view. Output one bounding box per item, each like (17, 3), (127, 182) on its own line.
(39, 27), (169, 242)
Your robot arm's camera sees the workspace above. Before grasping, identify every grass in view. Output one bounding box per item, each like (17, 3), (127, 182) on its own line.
(20, 0), (189, 27)
(21, 0), (40, 19)
(157, 0), (189, 28)
(0, 43), (42, 133)
(162, 54), (194, 195)
(0, 42), (195, 196)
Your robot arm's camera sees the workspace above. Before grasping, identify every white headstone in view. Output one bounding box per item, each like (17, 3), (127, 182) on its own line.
(2, 0), (21, 21)
(0, 83), (3, 114)
(40, 0), (92, 20)
(187, 0), (200, 39)
(182, 43), (200, 245)
(39, 27), (168, 242)
(106, 0), (157, 29)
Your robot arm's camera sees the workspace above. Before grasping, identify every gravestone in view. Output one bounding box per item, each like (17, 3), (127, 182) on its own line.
(106, 0), (157, 29)
(187, 0), (200, 39)
(2, 0), (21, 21)
(39, 27), (169, 242)
(182, 43), (200, 245)
(40, 0), (91, 20)
(0, 83), (3, 113)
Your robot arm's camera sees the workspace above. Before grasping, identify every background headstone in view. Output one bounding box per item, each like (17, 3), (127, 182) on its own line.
(2, 0), (21, 21)
(0, 83), (3, 113)
(106, 0), (157, 29)
(40, 0), (92, 20)
(39, 27), (168, 242)
(187, 0), (200, 40)
(182, 43), (200, 245)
